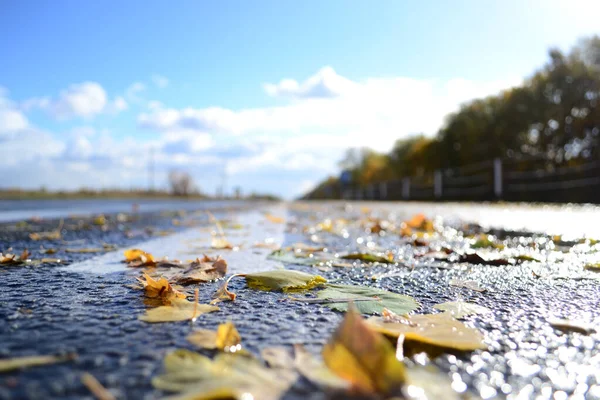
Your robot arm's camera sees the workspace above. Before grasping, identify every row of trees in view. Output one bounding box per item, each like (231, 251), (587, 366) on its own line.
(305, 36), (600, 199)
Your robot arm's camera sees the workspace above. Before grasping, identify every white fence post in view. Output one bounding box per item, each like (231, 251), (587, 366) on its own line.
(379, 182), (388, 200)
(494, 158), (503, 198)
(434, 170), (442, 199)
(402, 178), (411, 199)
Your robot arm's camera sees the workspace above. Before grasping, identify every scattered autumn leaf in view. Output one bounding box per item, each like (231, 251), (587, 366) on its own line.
(449, 278), (486, 292)
(174, 257), (227, 285)
(458, 252), (509, 266)
(210, 274), (238, 304)
(584, 263), (600, 272)
(0, 353), (76, 373)
(244, 270), (327, 292)
(315, 284), (419, 315)
(138, 297), (219, 323)
(340, 253), (395, 264)
(29, 220), (63, 241)
(548, 318), (596, 334)
(264, 213), (285, 224)
(152, 349), (296, 399)
(123, 248), (156, 267)
(65, 248), (105, 253)
(322, 304), (405, 395)
(211, 236), (233, 250)
(187, 322), (242, 353)
(81, 372), (116, 400)
(433, 301), (491, 319)
(293, 344), (349, 390)
(471, 234), (505, 250)
(137, 272), (187, 304)
(366, 310), (486, 352)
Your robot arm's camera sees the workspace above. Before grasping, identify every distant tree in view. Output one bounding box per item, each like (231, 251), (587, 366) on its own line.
(168, 170), (195, 196)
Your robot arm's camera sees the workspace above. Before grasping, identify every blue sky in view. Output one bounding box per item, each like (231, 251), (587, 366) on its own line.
(1, 0), (599, 198)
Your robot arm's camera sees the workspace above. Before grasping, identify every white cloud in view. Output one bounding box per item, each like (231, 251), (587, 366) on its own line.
(152, 74), (169, 89)
(126, 82), (146, 102)
(21, 82), (129, 119)
(109, 96), (128, 113)
(49, 82), (107, 119)
(263, 66), (356, 98)
(0, 88), (29, 136)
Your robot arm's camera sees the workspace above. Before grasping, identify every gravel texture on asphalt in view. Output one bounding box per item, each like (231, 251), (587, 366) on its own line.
(1, 201), (600, 400)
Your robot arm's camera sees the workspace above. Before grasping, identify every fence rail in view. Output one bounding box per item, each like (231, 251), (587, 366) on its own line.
(306, 157), (600, 203)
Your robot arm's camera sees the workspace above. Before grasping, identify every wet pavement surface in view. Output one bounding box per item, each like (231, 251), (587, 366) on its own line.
(1, 201), (600, 399)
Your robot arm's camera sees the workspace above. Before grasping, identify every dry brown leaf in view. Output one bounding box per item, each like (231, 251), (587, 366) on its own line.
(210, 274), (239, 305)
(174, 257), (227, 285)
(322, 304), (405, 395)
(81, 372), (116, 400)
(137, 272), (187, 304)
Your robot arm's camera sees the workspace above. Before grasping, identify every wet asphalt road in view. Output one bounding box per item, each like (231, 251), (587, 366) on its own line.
(1, 201), (600, 400)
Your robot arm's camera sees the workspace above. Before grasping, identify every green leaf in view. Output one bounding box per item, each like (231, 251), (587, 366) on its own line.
(433, 301), (491, 319)
(244, 270), (327, 292)
(316, 284), (419, 315)
(340, 253), (394, 264)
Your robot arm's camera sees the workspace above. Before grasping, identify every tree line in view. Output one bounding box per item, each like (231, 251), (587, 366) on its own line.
(304, 36), (600, 201)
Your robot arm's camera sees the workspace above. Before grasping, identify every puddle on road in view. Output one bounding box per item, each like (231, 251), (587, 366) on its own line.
(62, 208), (288, 275)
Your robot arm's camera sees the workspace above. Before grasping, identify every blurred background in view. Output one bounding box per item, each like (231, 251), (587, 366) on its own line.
(1, 0), (599, 203)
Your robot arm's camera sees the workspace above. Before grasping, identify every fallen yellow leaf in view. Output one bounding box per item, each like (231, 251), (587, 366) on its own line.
(365, 310), (486, 352)
(138, 298), (219, 323)
(322, 304), (405, 395)
(0, 353), (76, 373)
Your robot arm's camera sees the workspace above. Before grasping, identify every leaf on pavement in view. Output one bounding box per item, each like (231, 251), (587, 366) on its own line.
(244, 270), (327, 292)
(123, 248), (156, 267)
(365, 310), (486, 352)
(322, 304), (405, 395)
(187, 322), (242, 353)
(174, 257), (228, 285)
(0, 252), (27, 266)
(458, 252), (509, 266)
(340, 253), (394, 264)
(211, 236), (233, 250)
(137, 272), (187, 304)
(152, 349), (296, 399)
(293, 344), (349, 390)
(210, 274), (238, 305)
(316, 284), (419, 315)
(433, 301), (491, 319)
(138, 297), (219, 323)
(0, 353), (76, 373)
(449, 278), (486, 292)
(29, 220), (63, 241)
(549, 318), (596, 334)
(264, 213), (285, 224)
